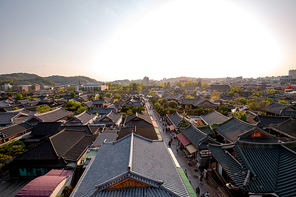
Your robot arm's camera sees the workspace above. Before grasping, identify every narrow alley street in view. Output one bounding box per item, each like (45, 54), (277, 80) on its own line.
(145, 98), (219, 197)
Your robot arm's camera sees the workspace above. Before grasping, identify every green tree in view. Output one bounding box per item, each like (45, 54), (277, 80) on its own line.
(266, 89), (276, 94)
(66, 101), (81, 111)
(113, 93), (121, 100)
(149, 91), (158, 96)
(168, 101), (178, 109)
(36, 105), (51, 113)
(55, 94), (60, 99)
(16, 93), (22, 100)
(68, 86), (75, 91)
(278, 100), (288, 104)
(233, 112), (247, 121)
(126, 109), (133, 115)
(201, 82), (209, 89)
(211, 90), (220, 99)
(175, 81), (183, 88)
(137, 106), (145, 113)
(104, 92), (112, 98)
(70, 92), (76, 98)
(77, 107), (88, 113)
(12, 107), (20, 110)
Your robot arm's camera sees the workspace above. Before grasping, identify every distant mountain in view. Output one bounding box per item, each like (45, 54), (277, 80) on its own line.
(0, 73), (56, 86)
(45, 75), (101, 85)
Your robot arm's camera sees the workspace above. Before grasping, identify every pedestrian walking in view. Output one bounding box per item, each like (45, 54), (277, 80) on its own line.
(168, 140), (172, 148)
(176, 145), (179, 154)
(195, 187), (200, 197)
(184, 169), (188, 177)
(205, 191), (210, 197)
(199, 173), (203, 185)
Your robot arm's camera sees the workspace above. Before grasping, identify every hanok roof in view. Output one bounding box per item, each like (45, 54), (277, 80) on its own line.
(92, 132), (117, 147)
(0, 109), (34, 125)
(245, 110), (258, 124)
(180, 124), (219, 150)
(209, 141), (296, 197)
(117, 126), (158, 140)
(215, 116), (256, 142)
(93, 100), (107, 105)
(15, 169), (73, 197)
(207, 84), (231, 91)
(83, 101), (93, 108)
(0, 122), (33, 139)
(198, 126), (215, 135)
(179, 98), (218, 108)
(71, 133), (190, 197)
(89, 108), (113, 115)
(12, 127), (98, 167)
(29, 122), (63, 137)
(124, 112), (152, 127)
(166, 112), (183, 128)
(67, 111), (95, 125)
(27, 107), (70, 124)
(201, 110), (229, 125)
(96, 111), (122, 126)
(255, 115), (290, 129)
(238, 126), (278, 143)
(269, 118), (296, 139)
(260, 102), (291, 115)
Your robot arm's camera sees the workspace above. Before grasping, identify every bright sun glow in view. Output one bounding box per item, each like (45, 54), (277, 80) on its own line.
(94, 0), (283, 80)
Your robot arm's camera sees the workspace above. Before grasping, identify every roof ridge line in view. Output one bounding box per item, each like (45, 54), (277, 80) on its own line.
(235, 143), (257, 178)
(128, 133), (134, 171)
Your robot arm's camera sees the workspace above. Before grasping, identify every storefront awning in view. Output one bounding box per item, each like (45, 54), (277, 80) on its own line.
(185, 144), (198, 154)
(176, 133), (191, 146)
(169, 125), (176, 130)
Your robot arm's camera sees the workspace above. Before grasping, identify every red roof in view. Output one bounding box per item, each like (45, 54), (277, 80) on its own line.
(176, 133), (191, 146)
(16, 169), (73, 197)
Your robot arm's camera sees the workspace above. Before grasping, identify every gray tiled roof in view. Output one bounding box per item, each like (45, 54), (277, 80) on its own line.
(117, 126), (158, 141)
(92, 187), (174, 197)
(92, 133), (117, 147)
(124, 112), (152, 127)
(201, 110), (229, 125)
(208, 144), (246, 187)
(89, 108), (113, 115)
(166, 112), (183, 128)
(0, 109), (33, 125)
(29, 107), (70, 123)
(209, 141), (296, 197)
(93, 100), (106, 105)
(207, 84), (231, 91)
(260, 102), (290, 115)
(0, 122), (33, 138)
(181, 124), (218, 150)
(256, 115), (290, 128)
(215, 116), (256, 142)
(269, 118), (296, 138)
(238, 126), (278, 143)
(67, 111), (95, 125)
(97, 111), (122, 126)
(30, 122), (63, 137)
(72, 134), (189, 197)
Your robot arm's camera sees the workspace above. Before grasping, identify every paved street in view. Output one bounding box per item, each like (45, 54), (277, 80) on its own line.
(146, 99), (219, 197)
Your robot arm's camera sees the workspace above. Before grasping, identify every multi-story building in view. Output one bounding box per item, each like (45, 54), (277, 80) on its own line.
(143, 76), (149, 85)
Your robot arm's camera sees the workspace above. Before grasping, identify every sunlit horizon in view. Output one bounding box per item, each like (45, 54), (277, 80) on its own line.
(0, 0), (295, 82)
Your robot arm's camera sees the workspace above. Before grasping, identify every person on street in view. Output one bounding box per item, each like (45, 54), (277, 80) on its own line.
(205, 191), (210, 197)
(184, 169), (188, 177)
(195, 187), (200, 197)
(199, 172), (203, 185)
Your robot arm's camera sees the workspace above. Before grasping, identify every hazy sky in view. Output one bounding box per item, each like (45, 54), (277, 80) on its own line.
(0, 0), (295, 81)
